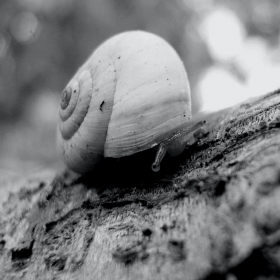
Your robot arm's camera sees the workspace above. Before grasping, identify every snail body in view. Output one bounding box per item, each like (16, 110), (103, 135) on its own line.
(58, 31), (204, 174)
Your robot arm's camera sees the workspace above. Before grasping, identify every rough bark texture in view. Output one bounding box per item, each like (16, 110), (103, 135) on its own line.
(1, 89), (280, 280)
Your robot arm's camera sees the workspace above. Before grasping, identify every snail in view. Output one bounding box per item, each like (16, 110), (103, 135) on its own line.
(57, 30), (206, 174)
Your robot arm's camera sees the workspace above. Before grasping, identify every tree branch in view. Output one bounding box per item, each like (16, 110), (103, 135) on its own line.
(1, 89), (280, 280)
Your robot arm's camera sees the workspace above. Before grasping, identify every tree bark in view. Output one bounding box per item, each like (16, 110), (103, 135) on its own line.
(1, 89), (280, 280)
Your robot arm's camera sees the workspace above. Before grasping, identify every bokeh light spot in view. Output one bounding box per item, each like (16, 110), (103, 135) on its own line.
(200, 8), (245, 62)
(10, 11), (40, 43)
(197, 66), (246, 112)
(0, 35), (9, 59)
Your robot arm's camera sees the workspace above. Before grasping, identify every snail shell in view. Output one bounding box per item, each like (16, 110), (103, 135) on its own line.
(57, 30), (191, 174)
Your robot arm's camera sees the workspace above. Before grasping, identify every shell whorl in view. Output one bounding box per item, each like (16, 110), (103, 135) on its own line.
(59, 70), (93, 140)
(58, 55), (117, 173)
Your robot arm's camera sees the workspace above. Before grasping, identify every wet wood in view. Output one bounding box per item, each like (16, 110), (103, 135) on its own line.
(1, 89), (280, 280)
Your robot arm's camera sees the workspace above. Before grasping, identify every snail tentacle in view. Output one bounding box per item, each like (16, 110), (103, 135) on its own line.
(151, 142), (168, 172)
(151, 120), (207, 171)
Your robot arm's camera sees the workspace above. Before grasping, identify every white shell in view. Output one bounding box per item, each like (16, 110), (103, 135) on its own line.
(57, 31), (191, 173)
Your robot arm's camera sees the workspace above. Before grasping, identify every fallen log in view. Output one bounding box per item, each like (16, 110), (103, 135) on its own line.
(1, 89), (280, 280)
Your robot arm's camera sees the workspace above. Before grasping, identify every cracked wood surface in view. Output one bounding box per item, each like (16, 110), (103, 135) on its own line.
(1, 89), (280, 279)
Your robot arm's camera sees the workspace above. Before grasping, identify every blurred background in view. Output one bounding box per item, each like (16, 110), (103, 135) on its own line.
(0, 0), (280, 177)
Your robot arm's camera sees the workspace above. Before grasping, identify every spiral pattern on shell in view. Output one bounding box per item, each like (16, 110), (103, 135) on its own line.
(57, 31), (191, 174)
(59, 71), (93, 140)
